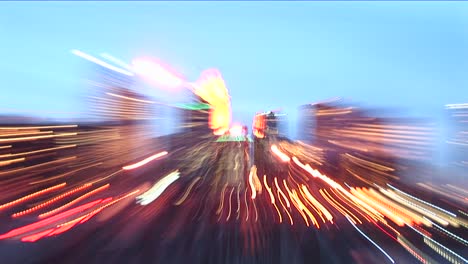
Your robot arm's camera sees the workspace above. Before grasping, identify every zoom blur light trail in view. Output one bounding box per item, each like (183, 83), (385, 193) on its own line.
(136, 171), (180, 206)
(122, 151), (168, 170)
(271, 145), (290, 162)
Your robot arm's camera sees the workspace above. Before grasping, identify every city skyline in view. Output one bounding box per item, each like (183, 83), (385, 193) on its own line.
(1, 2), (467, 137)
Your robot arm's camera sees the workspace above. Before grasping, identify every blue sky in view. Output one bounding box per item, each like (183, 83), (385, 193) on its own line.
(0, 2), (467, 137)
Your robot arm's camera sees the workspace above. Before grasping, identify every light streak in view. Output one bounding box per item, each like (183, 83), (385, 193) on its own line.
(0, 199), (103, 240)
(106, 92), (155, 104)
(20, 190), (139, 243)
(216, 183), (227, 216)
(132, 57), (184, 88)
(21, 228), (55, 243)
(331, 188), (372, 223)
(0, 157), (25, 167)
(0, 133), (77, 143)
(271, 145), (290, 162)
(226, 187), (234, 221)
(387, 184), (457, 217)
(39, 184), (109, 218)
(236, 184), (241, 220)
(100, 53), (133, 70)
(174, 177), (201, 205)
(12, 184), (92, 218)
(0, 144), (76, 159)
(299, 187), (326, 224)
(322, 189), (362, 224)
(136, 171), (180, 206)
(72, 49), (134, 76)
(275, 178), (290, 207)
(382, 188), (451, 226)
(289, 191), (309, 226)
(122, 151), (168, 170)
(0, 156), (77, 177)
(263, 175), (275, 204)
(352, 188), (406, 226)
(397, 235), (428, 264)
(29, 162), (102, 185)
(301, 185), (333, 222)
(252, 197), (258, 222)
(0, 125), (77, 130)
(249, 166), (257, 199)
(0, 183), (67, 210)
(430, 220), (468, 246)
(346, 216), (395, 263)
(277, 190), (294, 225)
(407, 224), (468, 263)
(272, 200), (283, 223)
(244, 189), (249, 221)
(294, 190), (319, 228)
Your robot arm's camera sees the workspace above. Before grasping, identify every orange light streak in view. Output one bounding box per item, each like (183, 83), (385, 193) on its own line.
(330, 188), (372, 223)
(12, 184), (92, 218)
(274, 178), (290, 207)
(299, 186), (327, 224)
(277, 190), (294, 225)
(263, 175), (275, 204)
(301, 185), (333, 222)
(292, 190), (319, 228)
(0, 183), (67, 210)
(39, 184), (109, 218)
(271, 145), (290, 162)
(352, 188), (406, 226)
(320, 189), (361, 225)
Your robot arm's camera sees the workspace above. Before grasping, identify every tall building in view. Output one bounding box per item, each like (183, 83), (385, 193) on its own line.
(81, 63), (157, 167)
(177, 95), (211, 134)
(310, 101), (434, 185)
(298, 104), (315, 143)
(446, 103), (468, 169)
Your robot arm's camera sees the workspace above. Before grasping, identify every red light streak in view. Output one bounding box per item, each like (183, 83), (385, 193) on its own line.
(0, 199), (102, 240)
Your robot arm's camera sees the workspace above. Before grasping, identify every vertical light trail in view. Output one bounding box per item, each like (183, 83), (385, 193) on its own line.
(244, 189), (249, 221)
(249, 166), (257, 199)
(301, 185), (333, 222)
(236, 184), (241, 220)
(299, 187), (326, 224)
(277, 190), (294, 225)
(274, 177), (290, 207)
(226, 187), (235, 221)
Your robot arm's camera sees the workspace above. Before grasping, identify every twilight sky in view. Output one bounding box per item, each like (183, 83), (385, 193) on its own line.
(0, 1), (467, 137)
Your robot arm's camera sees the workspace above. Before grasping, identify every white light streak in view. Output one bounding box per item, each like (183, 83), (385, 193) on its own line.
(346, 216), (395, 263)
(136, 171), (180, 206)
(71, 49), (134, 76)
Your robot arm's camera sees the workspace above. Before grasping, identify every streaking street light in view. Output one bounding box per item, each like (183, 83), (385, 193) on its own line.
(131, 57), (185, 89)
(71, 49), (134, 76)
